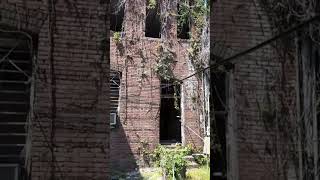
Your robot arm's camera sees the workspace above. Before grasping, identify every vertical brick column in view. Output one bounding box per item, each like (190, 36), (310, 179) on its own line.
(29, 1), (110, 180)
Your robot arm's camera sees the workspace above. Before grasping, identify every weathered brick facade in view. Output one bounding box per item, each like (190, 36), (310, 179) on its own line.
(1, 0), (303, 178)
(211, 0), (297, 179)
(110, 0), (204, 172)
(0, 0), (109, 179)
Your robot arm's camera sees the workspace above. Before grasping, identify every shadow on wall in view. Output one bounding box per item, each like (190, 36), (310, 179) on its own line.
(110, 122), (141, 179)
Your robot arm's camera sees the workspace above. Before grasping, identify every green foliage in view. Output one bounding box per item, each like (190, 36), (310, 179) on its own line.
(193, 154), (210, 166)
(113, 32), (125, 56)
(137, 140), (152, 166)
(177, 0), (209, 35)
(177, 0), (191, 33)
(154, 44), (177, 81)
(186, 166), (210, 180)
(188, 0), (209, 73)
(178, 0), (210, 77)
(147, 0), (157, 9)
(154, 43), (180, 110)
(190, 0), (209, 29)
(151, 145), (193, 179)
(113, 32), (121, 44)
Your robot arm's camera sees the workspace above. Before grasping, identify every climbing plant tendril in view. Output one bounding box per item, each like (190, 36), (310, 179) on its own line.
(154, 43), (177, 81)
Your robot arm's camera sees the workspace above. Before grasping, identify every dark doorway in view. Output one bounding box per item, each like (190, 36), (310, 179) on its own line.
(160, 81), (181, 144)
(211, 71), (227, 180)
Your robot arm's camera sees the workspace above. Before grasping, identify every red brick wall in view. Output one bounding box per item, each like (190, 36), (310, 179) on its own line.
(211, 0), (297, 179)
(110, 0), (204, 172)
(1, 0), (109, 179)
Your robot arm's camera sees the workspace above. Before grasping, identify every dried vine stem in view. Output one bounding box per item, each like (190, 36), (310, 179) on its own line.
(47, 0), (58, 179)
(260, 0), (320, 43)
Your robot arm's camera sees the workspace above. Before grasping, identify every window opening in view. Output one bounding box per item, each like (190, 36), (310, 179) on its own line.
(160, 80), (181, 144)
(110, 0), (125, 32)
(211, 71), (227, 180)
(177, 1), (190, 39)
(145, 0), (161, 38)
(0, 31), (33, 179)
(110, 70), (121, 127)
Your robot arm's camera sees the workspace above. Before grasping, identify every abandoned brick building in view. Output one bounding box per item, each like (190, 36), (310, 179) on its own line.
(109, 0), (208, 172)
(0, 0), (109, 179)
(0, 0), (208, 179)
(2, 0), (319, 179)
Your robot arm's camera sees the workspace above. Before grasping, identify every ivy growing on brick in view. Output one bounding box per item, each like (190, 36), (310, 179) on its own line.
(154, 43), (177, 81)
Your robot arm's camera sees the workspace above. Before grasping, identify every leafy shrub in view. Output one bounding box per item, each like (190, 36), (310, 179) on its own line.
(193, 154), (210, 166)
(147, 0), (156, 9)
(137, 140), (152, 166)
(151, 144), (193, 179)
(113, 32), (121, 44)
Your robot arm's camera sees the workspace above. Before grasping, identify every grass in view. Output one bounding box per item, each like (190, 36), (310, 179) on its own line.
(140, 166), (210, 180)
(141, 166), (210, 180)
(186, 166), (210, 180)
(141, 168), (163, 180)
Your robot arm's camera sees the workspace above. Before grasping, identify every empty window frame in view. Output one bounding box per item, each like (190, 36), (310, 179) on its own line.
(160, 80), (181, 144)
(177, 0), (190, 39)
(0, 31), (33, 178)
(110, 70), (121, 127)
(145, 0), (161, 38)
(110, 0), (125, 32)
(211, 71), (227, 180)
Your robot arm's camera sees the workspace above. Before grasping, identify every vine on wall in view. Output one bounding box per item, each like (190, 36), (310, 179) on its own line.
(182, 0), (209, 75)
(154, 43), (177, 81)
(237, 1), (320, 179)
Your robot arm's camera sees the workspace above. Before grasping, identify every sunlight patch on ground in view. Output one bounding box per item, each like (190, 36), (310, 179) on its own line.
(140, 168), (163, 180)
(186, 166), (210, 180)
